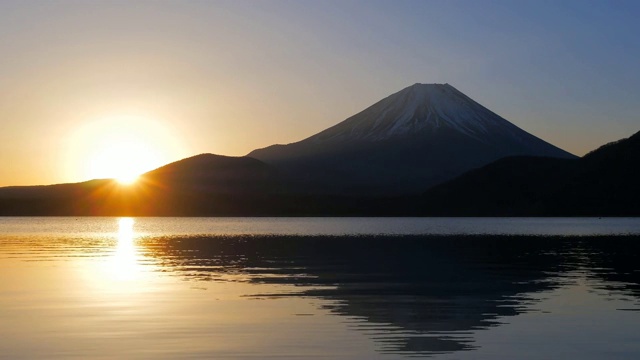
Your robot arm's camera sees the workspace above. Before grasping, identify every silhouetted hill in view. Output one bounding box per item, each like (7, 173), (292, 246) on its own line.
(141, 153), (279, 194)
(0, 154), (287, 216)
(418, 130), (640, 216)
(0, 179), (110, 199)
(0, 153), (396, 216)
(249, 83), (575, 195)
(0, 179), (114, 215)
(546, 130), (640, 215)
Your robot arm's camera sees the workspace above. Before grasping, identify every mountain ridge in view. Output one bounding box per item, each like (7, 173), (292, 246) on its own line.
(248, 83), (575, 195)
(418, 130), (640, 216)
(0, 130), (637, 216)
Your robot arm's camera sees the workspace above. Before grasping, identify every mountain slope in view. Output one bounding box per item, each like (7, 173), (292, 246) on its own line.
(249, 83), (575, 195)
(0, 154), (284, 216)
(418, 130), (640, 216)
(140, 153), (279, 194)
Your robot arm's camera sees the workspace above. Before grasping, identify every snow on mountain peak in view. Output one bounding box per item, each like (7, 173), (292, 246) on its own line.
(308, 83), (517, 143)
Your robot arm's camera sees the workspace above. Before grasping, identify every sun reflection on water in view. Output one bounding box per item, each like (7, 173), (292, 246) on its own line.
(111, 217), (140, 282)
(73, 217), (162, 308)
(118, 217), (135, 239)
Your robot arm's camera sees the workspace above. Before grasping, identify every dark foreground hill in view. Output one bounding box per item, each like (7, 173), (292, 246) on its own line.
(0, 154), (390, 216)
(0, 154), (283, 216)
(417, 130), (640, 216)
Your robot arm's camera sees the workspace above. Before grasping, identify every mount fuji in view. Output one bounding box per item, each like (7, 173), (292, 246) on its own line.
(248, 83), (576, 195)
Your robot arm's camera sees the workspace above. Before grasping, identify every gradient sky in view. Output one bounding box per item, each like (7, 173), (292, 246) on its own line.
(1, 0), (639, 186)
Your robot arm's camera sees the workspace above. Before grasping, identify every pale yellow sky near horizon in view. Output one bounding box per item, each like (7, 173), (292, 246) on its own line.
(1, 1), (638, 187)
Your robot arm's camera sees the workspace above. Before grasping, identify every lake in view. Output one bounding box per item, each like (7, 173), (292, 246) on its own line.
(1, 217), (640, 359)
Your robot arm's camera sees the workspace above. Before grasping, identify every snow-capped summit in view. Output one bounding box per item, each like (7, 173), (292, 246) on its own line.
(309, 83), (542, 145)
(248, 83), (575, 195)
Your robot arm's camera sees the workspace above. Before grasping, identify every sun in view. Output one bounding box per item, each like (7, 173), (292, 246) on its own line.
(116, 173), (139, 185)
(88, 134), (160, 184)
(68, 115), (185, 184)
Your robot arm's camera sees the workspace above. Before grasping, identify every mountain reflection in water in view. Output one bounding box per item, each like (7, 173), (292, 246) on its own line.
(140, 235), (640, 357)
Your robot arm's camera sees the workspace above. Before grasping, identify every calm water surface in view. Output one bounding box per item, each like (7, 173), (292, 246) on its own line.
(1, 217), (640, 359)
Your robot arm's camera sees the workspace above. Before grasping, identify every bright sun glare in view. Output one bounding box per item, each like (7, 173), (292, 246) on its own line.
(90, 139), (151, 185)
(69, 115), (184, 184)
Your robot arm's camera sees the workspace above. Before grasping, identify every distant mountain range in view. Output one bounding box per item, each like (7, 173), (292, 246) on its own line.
(249, 83), (575, 195)
(0, 83), (636, 216)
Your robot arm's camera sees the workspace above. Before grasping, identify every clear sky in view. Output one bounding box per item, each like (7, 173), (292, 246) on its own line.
(1, 0), (639, 186)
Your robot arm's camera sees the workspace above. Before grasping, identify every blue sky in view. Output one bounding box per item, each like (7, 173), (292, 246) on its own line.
(0, 0), (638, 185)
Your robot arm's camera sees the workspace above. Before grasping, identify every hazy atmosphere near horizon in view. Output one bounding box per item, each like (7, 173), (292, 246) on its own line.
(1, 0), (639, 186)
